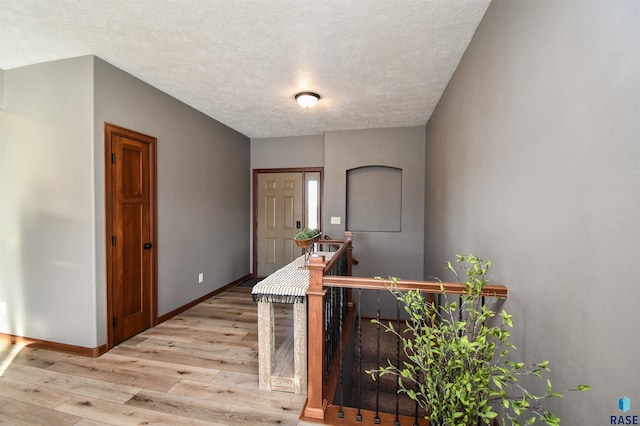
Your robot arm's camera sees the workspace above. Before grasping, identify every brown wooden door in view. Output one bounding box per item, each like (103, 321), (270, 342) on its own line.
(105, 124), (157, 347)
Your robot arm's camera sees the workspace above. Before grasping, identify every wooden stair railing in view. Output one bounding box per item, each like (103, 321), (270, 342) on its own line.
(304, 231), (354, 420)
(320, 234), (359, 265)
(303, 252), (508, 424)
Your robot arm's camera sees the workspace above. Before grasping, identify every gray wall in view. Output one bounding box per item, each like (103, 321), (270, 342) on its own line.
(0, 56), (250, 348)
(325, 127), (425, 318)
(94, 57), (250, 338)
(250, 134), (323, 170)
(0, 57), (97, 347)
(325, 127), (425, 280)
(424, 1), (640, 422)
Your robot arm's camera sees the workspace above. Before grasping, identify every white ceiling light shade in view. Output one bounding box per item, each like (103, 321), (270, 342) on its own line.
(295, 92), (321, 109)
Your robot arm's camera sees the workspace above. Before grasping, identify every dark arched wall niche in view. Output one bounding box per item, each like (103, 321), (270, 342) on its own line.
(346, 166), (402, 232)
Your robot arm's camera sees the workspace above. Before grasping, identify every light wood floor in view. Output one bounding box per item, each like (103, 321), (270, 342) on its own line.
(0, 286), (307, 425)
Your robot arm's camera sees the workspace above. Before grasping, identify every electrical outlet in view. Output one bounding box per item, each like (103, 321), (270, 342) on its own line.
(330, 216), (341, 225)
(198, 273), (204, 284)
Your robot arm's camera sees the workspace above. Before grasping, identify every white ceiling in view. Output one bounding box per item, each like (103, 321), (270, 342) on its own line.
(0, 0), (490, 138)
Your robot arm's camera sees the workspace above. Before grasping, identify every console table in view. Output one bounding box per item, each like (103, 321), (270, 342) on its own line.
(251, 252), (334, 394)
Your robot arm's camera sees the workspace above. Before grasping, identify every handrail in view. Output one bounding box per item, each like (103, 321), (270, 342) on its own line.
(303, 236), (509, 423)
(322, 244), (349, 273)
(324, 276), (508, 298)
(317, 235), (359, 265)
(316, 239), (345, 244)
(304, 232), (353, 420)
(315, 231), (353, 275)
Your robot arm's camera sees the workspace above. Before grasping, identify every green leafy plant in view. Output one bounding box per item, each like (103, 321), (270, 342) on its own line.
(295, 228), (321, 240)
(368, 254), (589, 426)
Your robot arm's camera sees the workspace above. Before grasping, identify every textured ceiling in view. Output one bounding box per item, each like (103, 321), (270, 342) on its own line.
(0, 0), (490, 138)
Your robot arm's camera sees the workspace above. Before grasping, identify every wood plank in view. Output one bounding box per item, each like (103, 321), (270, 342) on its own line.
(46, 358), (180, 393)
(209, 370), (259, 390)
(73, 419), (113, 426)
(162, 315), (258, 332)
(10, 346), (76, 369)
(150, 322), (256, 337)
(136, 325), (251, 344)
(5, 365), (140, 403)
(0, 376), (72, 408)
(127, 388), (302, 426)
(293, 300), (308, 394)
(0, 394), (82, 425)
(169, 378), (307, 414)
(97, 353), (220, 383)
(55, 394), (222, 426)
(109, 340), (259, 374)
(134, 338), (257, 362)
(118, 335), (147, 347)
(0, 341), (28, 376)
(272, 332), (295, 378)
(257, 300), (275, 390)
(0, 286), (307, 425)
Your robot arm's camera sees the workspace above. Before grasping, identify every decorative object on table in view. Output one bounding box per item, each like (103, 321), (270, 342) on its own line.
(368, 254), (589, 426)
(294, 228), (321, 261)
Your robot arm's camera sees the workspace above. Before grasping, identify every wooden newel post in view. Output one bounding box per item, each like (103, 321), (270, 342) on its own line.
(304, 254), (327, 419)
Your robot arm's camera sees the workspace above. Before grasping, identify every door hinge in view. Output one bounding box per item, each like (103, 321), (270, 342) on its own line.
(111, 153), (115, 163)
(112, 235), (116, 246)
(112, 317), (117, 327)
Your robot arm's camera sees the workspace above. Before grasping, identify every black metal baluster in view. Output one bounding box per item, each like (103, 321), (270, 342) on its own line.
(343, 288), (349, 318)
(325, 287), (333, 380)
(338, 286), (345, 418)
(375, 290), (381, 424)
(332, 287), (337, 368)
(324, 289), (329, 379)
(333, 287), (339, 365)
(325, 285), (345, 384)
(394, 297), (400, 426)
(336, 289), (340, 337)
(356, 288), (363, 422)
(326, 287), (332, 373)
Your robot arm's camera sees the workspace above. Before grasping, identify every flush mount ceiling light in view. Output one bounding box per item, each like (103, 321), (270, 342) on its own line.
(295, 92), (321, 109)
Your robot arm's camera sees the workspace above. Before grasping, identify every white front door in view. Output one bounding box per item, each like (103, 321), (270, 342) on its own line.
(256, 172), (304, 276)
